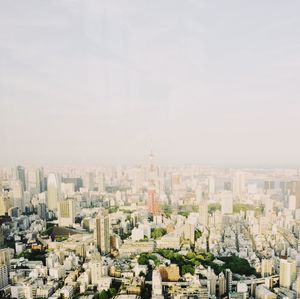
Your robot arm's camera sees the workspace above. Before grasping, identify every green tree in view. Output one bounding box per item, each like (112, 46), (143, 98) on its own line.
(99, 290), (109, 299)
(195, 229), (202, 240)
(182, 264), (195, 275)
(208, 203), (221, 214)
(108, 288), (117, 298)
(138, 254), (148, 265)
(151, 228), (167, 239)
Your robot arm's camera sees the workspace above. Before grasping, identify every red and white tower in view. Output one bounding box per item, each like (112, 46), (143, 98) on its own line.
(147, 152), (160, 215)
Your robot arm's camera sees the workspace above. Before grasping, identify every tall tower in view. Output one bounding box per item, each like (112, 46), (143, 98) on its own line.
(147, 152), (160, 215)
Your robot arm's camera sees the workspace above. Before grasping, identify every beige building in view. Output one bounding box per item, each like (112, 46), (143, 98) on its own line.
(119, 240), (154, 257)
(94, 209), (110, 254)
(0, 187), (13, 216)
(58, 199), (75, 227)
(261, 259), (273, 277)
(279, 258), (296, 289)
(158, 264), (180, 282)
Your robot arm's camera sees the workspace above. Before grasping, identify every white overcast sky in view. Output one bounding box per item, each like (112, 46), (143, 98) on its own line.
(0, 0), (300, 166)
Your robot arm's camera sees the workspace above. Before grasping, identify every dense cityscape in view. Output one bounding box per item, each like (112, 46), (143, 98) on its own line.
(1, 1), (300, 299)
(0, 156), (300, 299)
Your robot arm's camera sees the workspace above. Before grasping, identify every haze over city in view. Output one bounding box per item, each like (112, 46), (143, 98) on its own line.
(1, 0), (300, 166)
(2, 2), (300, 299)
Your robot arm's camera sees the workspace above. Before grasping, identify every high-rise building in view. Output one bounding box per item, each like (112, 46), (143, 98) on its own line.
(290, 181), (300, 209)
(233, 171), (245, 198)
(225, 269), (233, 294)
(83, 172), (95, 191)
(261, 259), (273, 277)
(207, 268), (217, 296)
(47, 173), (60, 211)
(0, 248), (10, 289)
(152, 270), (163, 299)
(221, 192), (233, 215)
(219, 272), (226, 297)
(279, 258), (296, 289)
(296, 275), (300, 299)
(89, 254), (105, 285)
(0, 228), (4, 249)
(148, 152), (160, 215)
(10, 180), (24, 212)
(58, 199), (75, 227)
(16, 166), (26, 192)
(208, 176), (215, 195)
(183, 223), (195, 245)
(289, 195), (297, 211)
(37, 203), (47, 220)
(195, 185), (203, 201)
(27, 169), (41, 195)
(95, 209), (110, 255)
(0, 187), (13, 216)
(199, 200), (208, 227)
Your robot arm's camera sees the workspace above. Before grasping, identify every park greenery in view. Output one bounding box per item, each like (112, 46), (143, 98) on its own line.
(233, 203), (255, 213)
(208, 203), (221, 214)
(138, 253), (160, 266)
(108, 206), (119, 214)
(138, 249), (256, 277)
(18, 250), (47, 264)
(93, 288), (118, 299)
(151, 228), (167, 239)
(161, 204), (172, 218)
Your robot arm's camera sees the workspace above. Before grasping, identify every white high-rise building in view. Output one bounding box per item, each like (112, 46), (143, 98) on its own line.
(221, 191), (233, 215)
(208, 177), (215, 195)
(47, 173), (60, 211)
(90, 254), (107, 285)
(289, 195), (297, 211)
(207, 268), (217, 296)
(10, 180), (24, 211)
(27, 169), (41, 195)
(196, 185), (203, 201)
(219, 272), (226, 297)
(280, 258), (296, 289)
(152, 270), (163, 299)
(199, 200), (208, 227)
(233, 171), (245, 198)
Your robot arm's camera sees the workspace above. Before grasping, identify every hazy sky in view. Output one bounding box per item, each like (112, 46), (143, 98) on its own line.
(1, 0), (300, 166)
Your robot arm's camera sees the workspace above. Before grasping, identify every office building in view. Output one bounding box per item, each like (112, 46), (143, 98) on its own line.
(0, 248), (10, 289)
(58, 199), (75, 227)
(47, 173), (60, 211)
(279, 258), (296, 289)
(95, 209), (110, 254)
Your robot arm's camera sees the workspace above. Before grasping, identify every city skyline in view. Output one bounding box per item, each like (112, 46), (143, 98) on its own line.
(1, 1), (300, 298)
